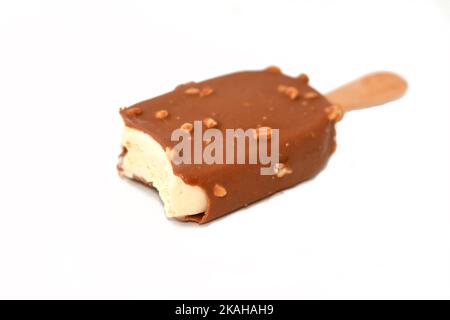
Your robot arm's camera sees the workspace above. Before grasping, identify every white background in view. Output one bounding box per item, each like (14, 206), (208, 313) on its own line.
(0, 0), (449, 299)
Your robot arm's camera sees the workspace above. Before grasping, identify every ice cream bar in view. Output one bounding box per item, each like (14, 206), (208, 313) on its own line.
(118, 67), (407, 223)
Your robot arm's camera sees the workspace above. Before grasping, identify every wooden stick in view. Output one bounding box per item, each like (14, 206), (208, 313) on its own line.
(325, 71), (408, 112)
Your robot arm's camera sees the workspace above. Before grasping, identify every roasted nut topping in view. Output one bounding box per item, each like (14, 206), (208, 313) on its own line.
(199, 86), (214, 97)
(126, 106), (142, 116)
(213, 183), (227, 197)
(155, 109), (169, 119)
(274, 163), (293, 178)
(304, 91), (318, 99)
(285, 86), (299, 100)
(180, 122), (193, 132)
(265, 65), (282, 74)
(278, 85), (299, 100)
(325, 104), (344, 122)
(203, 117), (218, 128)
(297, 73), (309, 83)
(185, 87), (200, 95)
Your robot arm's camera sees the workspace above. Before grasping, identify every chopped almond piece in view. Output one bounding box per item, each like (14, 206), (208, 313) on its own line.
(274, 163), (293, 178)
(203, 117), (218, 128)
(278, 85), (299, 100)
(126, 107), (142, 116)
(304, 91), (318, 99)
(265, 65), (282, 73)
(199, 86), (214, 97)
(285, 86), (299, 100)
(185, 87), (200, 95)
(180, 122), (193, 132)
(325, 104), (344, 122)
(213, 183), (227, 197)
(297, 73), (309, 83)
(155, 109), (169, 119)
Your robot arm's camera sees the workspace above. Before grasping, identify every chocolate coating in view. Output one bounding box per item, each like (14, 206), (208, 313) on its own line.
(120, 69), (336, 223)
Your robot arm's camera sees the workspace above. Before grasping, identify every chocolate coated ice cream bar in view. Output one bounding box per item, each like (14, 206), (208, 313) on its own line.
(118, 67), (407, 223)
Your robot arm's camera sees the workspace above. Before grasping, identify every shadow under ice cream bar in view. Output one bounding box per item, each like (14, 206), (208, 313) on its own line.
(118, 67), (407, 223)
